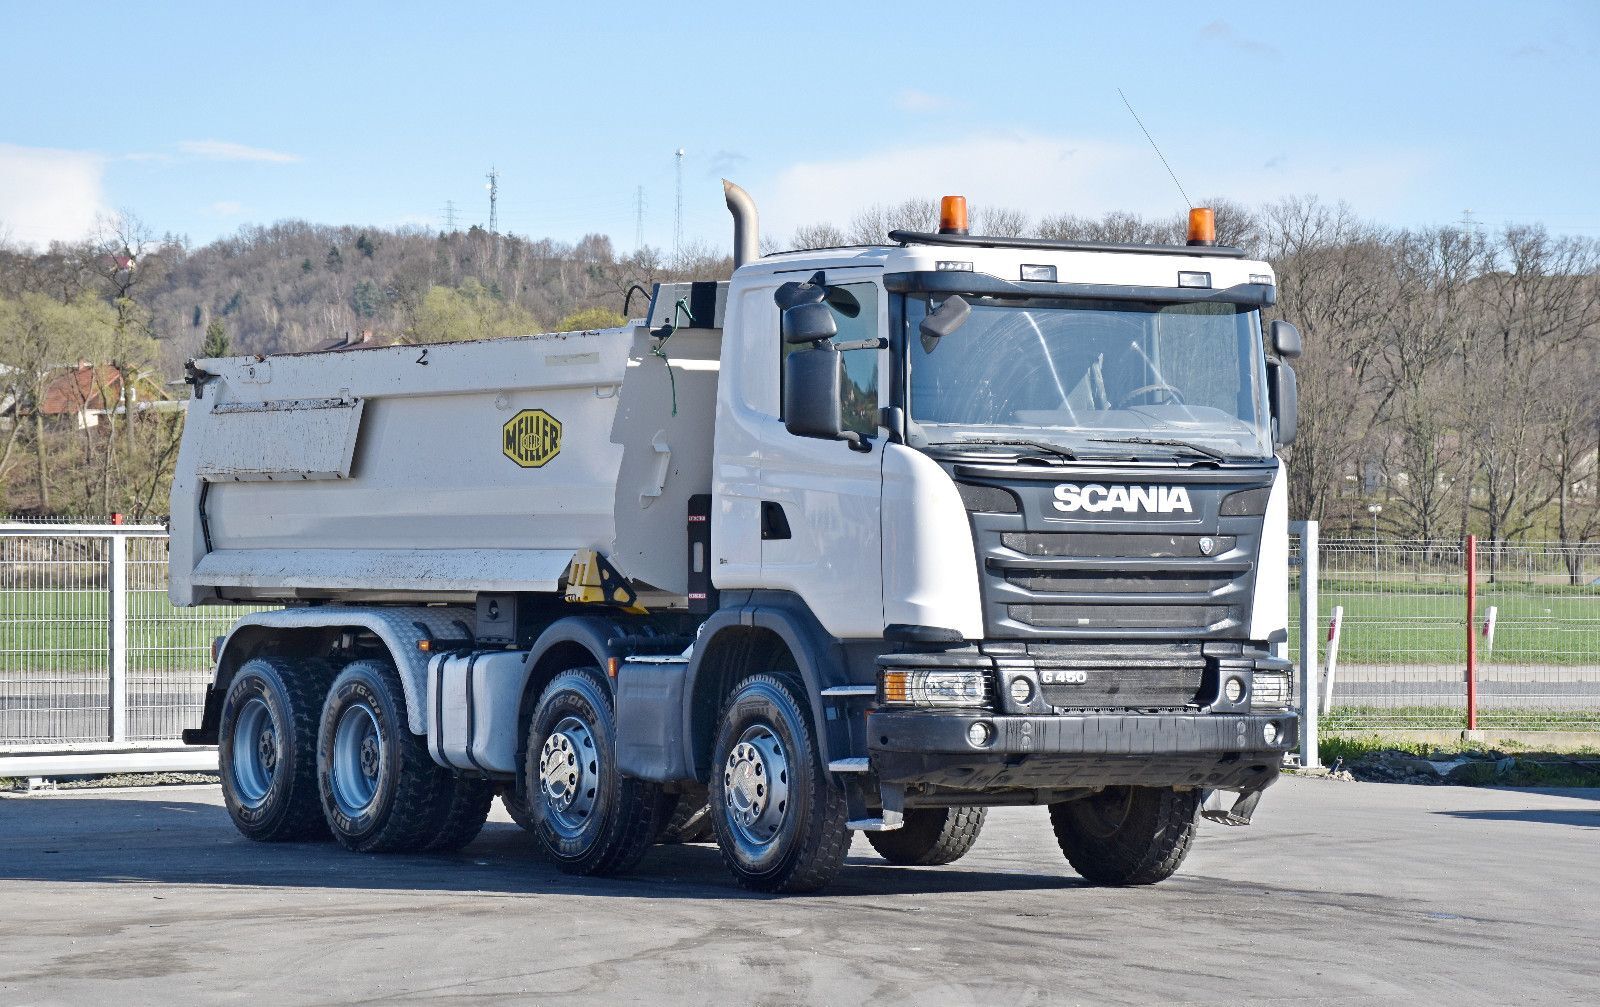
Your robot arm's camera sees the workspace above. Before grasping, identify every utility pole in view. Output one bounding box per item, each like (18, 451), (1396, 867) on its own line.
(442, 200), (458, 231)
(673, 148), (685, 264)
(485, 167), (500, 234)
(634, 185), (646, 251)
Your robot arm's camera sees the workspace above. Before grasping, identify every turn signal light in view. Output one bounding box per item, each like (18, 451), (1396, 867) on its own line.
(939, 195), (969, 235)
(1186, 207), (1216, 246)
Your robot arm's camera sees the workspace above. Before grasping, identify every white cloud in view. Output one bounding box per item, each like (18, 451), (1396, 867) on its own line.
(207, 200), (245, 216)
(761, 131), (1431, 234)
(177, 139), (301, 163)
(0, 144), (109, 247)
(894, 89), (959, 113)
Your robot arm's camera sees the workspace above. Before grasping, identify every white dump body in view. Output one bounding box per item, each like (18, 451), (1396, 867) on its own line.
(169, 303), (722, 606)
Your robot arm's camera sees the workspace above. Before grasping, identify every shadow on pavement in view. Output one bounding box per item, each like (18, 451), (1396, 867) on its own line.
(1434, 808), (1600, 829)
(0, 796), (1087, 899)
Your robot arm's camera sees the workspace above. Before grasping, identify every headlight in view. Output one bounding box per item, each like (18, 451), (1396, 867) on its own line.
(1250, 670), (1293, 710)
(881, 669), (991, 708)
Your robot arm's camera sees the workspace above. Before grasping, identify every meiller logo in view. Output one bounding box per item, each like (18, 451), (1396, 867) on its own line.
(1053, 483), (1193, 514)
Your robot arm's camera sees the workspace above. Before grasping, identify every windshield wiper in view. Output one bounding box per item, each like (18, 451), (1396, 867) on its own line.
(1086, 436), (1229, 462)
(931, 438), (1078, 461)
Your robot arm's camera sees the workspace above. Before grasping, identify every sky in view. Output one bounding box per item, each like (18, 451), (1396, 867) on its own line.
(2, 2), (1597, 253)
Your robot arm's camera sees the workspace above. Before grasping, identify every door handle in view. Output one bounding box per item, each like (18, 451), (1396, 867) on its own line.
(760, 501), (791, 541)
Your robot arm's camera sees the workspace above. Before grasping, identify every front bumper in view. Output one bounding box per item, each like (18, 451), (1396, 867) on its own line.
(867, 709), (1296, 793)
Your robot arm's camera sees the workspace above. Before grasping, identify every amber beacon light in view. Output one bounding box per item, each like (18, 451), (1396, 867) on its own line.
(939, 195), (969, 235)
(1186, 207), (1216, 246)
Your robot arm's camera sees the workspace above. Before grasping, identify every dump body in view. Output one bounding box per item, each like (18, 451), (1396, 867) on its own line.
(169, 306), (721, 606)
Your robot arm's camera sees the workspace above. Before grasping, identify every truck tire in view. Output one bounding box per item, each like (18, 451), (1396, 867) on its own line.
(656, 792), (714, 845)
(218, 656), (333, 842)
(866, 807), (987, 866)
(524, 668), (663, 876)
(500, 787), (536, 832)
(424, 776), (496, 852)
(317, 659), (453, 854)
(1049, 786), (1200, 886)
(709, 674), (849, 893)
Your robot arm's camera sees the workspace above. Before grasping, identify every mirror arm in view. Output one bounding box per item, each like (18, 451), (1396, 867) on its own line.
(843, 431), (872, 453)
(832, 337), (888, 352)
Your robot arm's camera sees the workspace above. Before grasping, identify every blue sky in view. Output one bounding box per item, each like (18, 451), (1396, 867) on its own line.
(2, 1), (1597, 252)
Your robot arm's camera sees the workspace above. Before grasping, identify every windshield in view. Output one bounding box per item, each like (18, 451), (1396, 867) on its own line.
(904, 294), (1272, 460)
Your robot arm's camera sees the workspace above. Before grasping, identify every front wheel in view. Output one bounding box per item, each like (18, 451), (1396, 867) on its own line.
(866, 807), (986, 866)
(1049, 786), (1200, 886)
(709, 674), (849, 893)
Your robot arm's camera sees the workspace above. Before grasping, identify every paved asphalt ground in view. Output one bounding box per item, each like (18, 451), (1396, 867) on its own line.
(1, 778), (1597, 1006)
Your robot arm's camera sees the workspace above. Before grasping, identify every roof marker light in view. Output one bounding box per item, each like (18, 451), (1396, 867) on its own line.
(1178, 271), (1211, 289)
(935, 260), (973, 271)
(1186, 207), (1216, 246)
(1020, 264), (1057, 282)
(939, 195), (969, 235)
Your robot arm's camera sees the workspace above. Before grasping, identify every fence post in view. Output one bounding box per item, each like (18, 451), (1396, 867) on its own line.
(1465, 533), (1477, 732)
(1291, 520), (1319, 768)
(108, 532), (128, 744)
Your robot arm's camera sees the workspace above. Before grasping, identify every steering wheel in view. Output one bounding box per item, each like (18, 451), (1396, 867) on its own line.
(1116, 383), (1185, 409)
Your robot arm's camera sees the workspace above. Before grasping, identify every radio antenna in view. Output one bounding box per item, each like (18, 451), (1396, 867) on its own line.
(1118, 88), (1192, 210)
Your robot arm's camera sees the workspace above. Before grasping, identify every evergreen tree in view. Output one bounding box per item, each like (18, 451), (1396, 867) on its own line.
(202, 318), (230, 358)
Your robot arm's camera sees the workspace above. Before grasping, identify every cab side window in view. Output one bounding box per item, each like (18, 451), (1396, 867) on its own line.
(781, 281), (880, 437)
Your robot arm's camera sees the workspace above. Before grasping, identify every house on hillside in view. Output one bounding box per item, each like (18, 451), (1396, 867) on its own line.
(1, 362), (180, 430)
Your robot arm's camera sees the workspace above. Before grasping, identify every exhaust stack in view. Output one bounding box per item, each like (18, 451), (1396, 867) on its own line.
(723, 179), (758, 268)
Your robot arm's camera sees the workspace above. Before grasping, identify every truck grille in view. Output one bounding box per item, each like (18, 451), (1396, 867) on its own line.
(1028, 642), (1206, 710)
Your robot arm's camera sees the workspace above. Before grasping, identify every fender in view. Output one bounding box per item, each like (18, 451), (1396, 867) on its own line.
(207, 605), (474, 736)
(681, 591), (863, 780)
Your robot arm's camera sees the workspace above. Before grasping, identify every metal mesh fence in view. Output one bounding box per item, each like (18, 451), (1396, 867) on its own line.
(1292, 537), (1600, 733)
(1, 526), (262, 750)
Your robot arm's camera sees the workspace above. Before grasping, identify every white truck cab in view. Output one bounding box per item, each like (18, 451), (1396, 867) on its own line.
(171, 184), (1303, 893)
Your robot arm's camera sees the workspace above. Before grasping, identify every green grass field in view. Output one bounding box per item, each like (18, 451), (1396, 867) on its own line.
(1290, 576), (1600, 667)
(0, 589), (258, 674)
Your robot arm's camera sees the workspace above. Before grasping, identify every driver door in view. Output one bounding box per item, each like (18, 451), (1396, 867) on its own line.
(758, 270), (885, 638)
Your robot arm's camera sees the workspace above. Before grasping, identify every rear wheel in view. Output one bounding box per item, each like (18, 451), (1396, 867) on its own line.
(1049, 786), (1200, 886)
(218, 656), (332, 842)
(425, 776), (495, 852)
(500, 786), (536, 832)
(657, 792), (714, 844)
(866, 807), (987, 866)
(709, 674), (849, 893)
(524, 668), (664, 875)
(317, 659), (453, 853)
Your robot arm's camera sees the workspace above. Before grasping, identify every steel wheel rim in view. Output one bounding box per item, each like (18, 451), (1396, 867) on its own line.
(330, 701), (383, 818)
(539, 715), (599, 838)
(722, 723), (791, 849)
(230, 696), (277, 809)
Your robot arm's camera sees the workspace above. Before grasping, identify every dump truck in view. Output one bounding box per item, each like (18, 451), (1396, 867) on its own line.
(171, 183), (1303, 892)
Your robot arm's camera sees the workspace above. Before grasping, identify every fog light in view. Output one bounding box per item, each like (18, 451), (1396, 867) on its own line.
(1263, 722), (1280, 745)
(967, 721), (994, 748)
(1009, 677), (1034, 705)
(1224, 676), (1245, 703)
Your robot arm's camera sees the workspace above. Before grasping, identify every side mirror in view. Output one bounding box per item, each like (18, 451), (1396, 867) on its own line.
(781, 301), (837, 345)
(1268, 361), (1298, 448)
(1269, 319), (1302, 359)
(919, 294), (971, 353)
(783, 346), (868, 451)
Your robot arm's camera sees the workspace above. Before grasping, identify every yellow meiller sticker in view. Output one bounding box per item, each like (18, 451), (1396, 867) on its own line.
(502, 408), (561, 468)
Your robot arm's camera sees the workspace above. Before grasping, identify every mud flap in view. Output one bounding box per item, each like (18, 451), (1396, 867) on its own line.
(1200, 788), (1264, 826)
